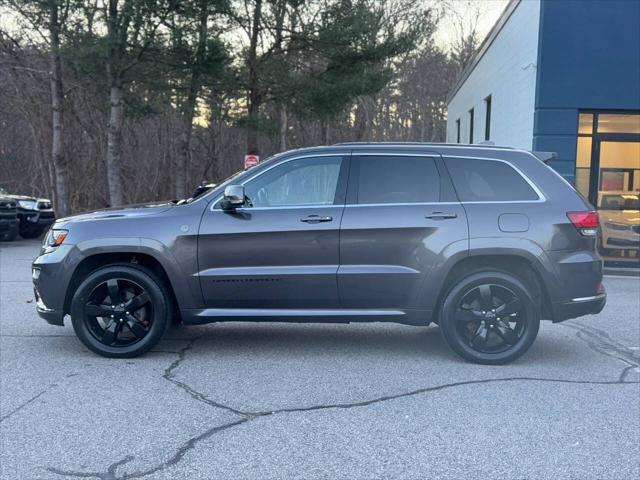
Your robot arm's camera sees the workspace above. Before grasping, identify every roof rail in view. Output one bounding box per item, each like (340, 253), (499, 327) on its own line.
(531, 151), (558, 164)
(333, 141), (515, 150)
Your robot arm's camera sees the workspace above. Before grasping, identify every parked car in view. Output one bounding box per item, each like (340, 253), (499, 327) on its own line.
(0, 187), (56, 239)
(0, 193), (19, 241)
(597, 191), (640, 258)
(32, 143), (606, 364)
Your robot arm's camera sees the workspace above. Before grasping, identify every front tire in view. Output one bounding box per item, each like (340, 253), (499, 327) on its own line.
(20, 227), (45, 239)
(0, 225), (18, 241)
(70, 264), (171, 358)
(439, 271), (540, 365)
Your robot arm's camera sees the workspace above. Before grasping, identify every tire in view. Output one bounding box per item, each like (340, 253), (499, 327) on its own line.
(20, 227), (44, 239)
(0, 225), (18, 241)
(70, 264), (171, 358)
(439, 270), (540, 365)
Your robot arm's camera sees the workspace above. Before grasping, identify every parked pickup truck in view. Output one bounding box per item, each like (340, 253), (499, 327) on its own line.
(0, 187), (56, 239)
(0, 193), (19, 241)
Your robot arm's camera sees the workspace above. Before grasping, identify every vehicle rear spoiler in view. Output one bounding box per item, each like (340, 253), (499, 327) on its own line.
(531, 151), (557, 164)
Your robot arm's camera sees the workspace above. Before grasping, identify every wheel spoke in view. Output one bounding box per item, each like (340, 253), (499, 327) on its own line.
(478, 285), (493, 311)
(125, 315), (147, 339)
(456, 307), (484, 322)
(106, 279), (121, 305)
(470, 324), (485, 347)
(125, 292), (150, 312)
(84, 303), (113, 317)
(494, 324), (519, 345)
(101, 319), (122, 345)
(496, 298), (521, 316)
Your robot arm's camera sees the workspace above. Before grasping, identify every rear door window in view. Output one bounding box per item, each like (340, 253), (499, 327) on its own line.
(353, 155), (440, 204)
(444, 157), (539, 202)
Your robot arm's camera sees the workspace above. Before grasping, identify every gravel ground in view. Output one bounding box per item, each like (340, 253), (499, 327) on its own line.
(1, 240), (639, 480)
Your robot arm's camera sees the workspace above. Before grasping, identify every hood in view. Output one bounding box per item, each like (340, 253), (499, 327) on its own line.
(4, 193), (37, 202)
(56, 201), (175, 224)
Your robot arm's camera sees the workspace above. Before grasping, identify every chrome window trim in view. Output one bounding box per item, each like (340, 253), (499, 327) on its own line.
(233, 204), (344, 212)
(209, 151), (547, 211)
(209, 153), (349, 211)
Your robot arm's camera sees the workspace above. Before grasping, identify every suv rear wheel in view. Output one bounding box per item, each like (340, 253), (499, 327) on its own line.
(70, 264), (170, 358)
(439, 270), (540, 365)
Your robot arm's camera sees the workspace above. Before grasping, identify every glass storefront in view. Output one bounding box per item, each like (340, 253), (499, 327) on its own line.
(575, 112), (640, 265)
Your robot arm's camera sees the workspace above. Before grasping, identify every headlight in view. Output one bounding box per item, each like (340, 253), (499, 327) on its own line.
(44, 229), (68, 248)
(17, 200), (38, 210)
(604, 222), (630, 231)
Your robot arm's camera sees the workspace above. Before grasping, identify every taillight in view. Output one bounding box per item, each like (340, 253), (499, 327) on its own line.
(567, 211), (599, 236)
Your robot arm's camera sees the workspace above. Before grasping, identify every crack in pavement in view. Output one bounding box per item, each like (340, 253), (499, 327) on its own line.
(0, 384), (57, 423)
(48, 374), (639, 479)
(48, 376), (640, 479)
(46, 323), (640, 479)
(561, 321), (639, 381)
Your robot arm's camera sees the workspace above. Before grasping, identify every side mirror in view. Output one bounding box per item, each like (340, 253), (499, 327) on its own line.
(220, 184), (245, 210)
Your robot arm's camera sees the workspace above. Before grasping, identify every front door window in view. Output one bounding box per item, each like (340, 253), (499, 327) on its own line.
(243, 156), (343, 208)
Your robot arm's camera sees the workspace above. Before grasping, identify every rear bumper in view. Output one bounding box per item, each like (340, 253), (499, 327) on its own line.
(551, 292), (606, 322)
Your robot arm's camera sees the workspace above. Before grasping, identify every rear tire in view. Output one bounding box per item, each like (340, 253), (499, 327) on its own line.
(0, 225), (18, 241)
(439, 270), (540, 365)
(70, 264), (171, 358)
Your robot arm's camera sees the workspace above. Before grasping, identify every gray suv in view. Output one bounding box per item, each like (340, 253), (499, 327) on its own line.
(32, 144), (606, 364)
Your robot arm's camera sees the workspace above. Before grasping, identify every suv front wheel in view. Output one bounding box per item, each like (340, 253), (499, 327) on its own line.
(70, 264), (170, 357)
(439, 271), (540, 365)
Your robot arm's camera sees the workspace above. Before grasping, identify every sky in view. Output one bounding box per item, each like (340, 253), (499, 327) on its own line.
(435, 0), (510, 50)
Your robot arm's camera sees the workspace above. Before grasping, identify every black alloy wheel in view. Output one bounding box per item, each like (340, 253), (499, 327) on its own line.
(71, 264), (170, 357)
(84, 278), (153, 347)
(439, 271), (540, 365)
(455, 284), (525, 354)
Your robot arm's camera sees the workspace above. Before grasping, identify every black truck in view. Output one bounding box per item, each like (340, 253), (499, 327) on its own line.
(0, 193), (19, 241)
(0, 187), (56, 239)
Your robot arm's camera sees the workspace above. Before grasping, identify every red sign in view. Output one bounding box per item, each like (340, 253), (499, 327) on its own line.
(244, 154), (260, 170)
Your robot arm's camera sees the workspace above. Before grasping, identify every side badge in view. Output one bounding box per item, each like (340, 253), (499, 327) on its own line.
(180, 225), (189, 233)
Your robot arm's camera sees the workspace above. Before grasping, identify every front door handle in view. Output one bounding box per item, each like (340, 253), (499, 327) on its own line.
(300, 215), (333, 223)
(425, 212), (458, 220)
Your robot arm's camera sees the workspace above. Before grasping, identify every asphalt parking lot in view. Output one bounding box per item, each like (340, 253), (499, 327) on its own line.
(1, 240), (639, 480)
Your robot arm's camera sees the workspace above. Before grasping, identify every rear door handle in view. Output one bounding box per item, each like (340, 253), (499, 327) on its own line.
(300, 215), (333, 223)
(425, 212), (458, 220)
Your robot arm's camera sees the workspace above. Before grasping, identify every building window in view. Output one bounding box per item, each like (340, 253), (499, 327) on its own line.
(576, 111), (640, 263)
(484, 95), (492, 141)
(455, 119), (460, 143)
(468, 108), (474, 144)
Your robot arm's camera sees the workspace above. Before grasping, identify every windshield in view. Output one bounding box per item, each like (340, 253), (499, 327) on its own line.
(599, 193), (640, 210)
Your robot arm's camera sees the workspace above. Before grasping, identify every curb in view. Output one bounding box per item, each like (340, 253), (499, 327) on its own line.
(604, 267), (640, 277)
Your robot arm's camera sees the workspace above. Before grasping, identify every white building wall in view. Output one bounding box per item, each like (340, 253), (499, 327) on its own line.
(446, 0), (540, 150)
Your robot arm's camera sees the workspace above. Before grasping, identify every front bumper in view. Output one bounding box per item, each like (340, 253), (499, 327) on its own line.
(551, 292), (606, 322)
(18, 210), (56, 229)
(32, 244), (76, 326)
(0, 217), (19, 231)
(34, 288), (65, 325)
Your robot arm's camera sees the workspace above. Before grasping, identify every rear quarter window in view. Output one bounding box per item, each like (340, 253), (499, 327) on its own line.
(444, 157), (540, 202)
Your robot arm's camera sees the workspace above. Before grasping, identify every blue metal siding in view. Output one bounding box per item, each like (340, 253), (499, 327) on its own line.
(533, 0), (640, 183)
